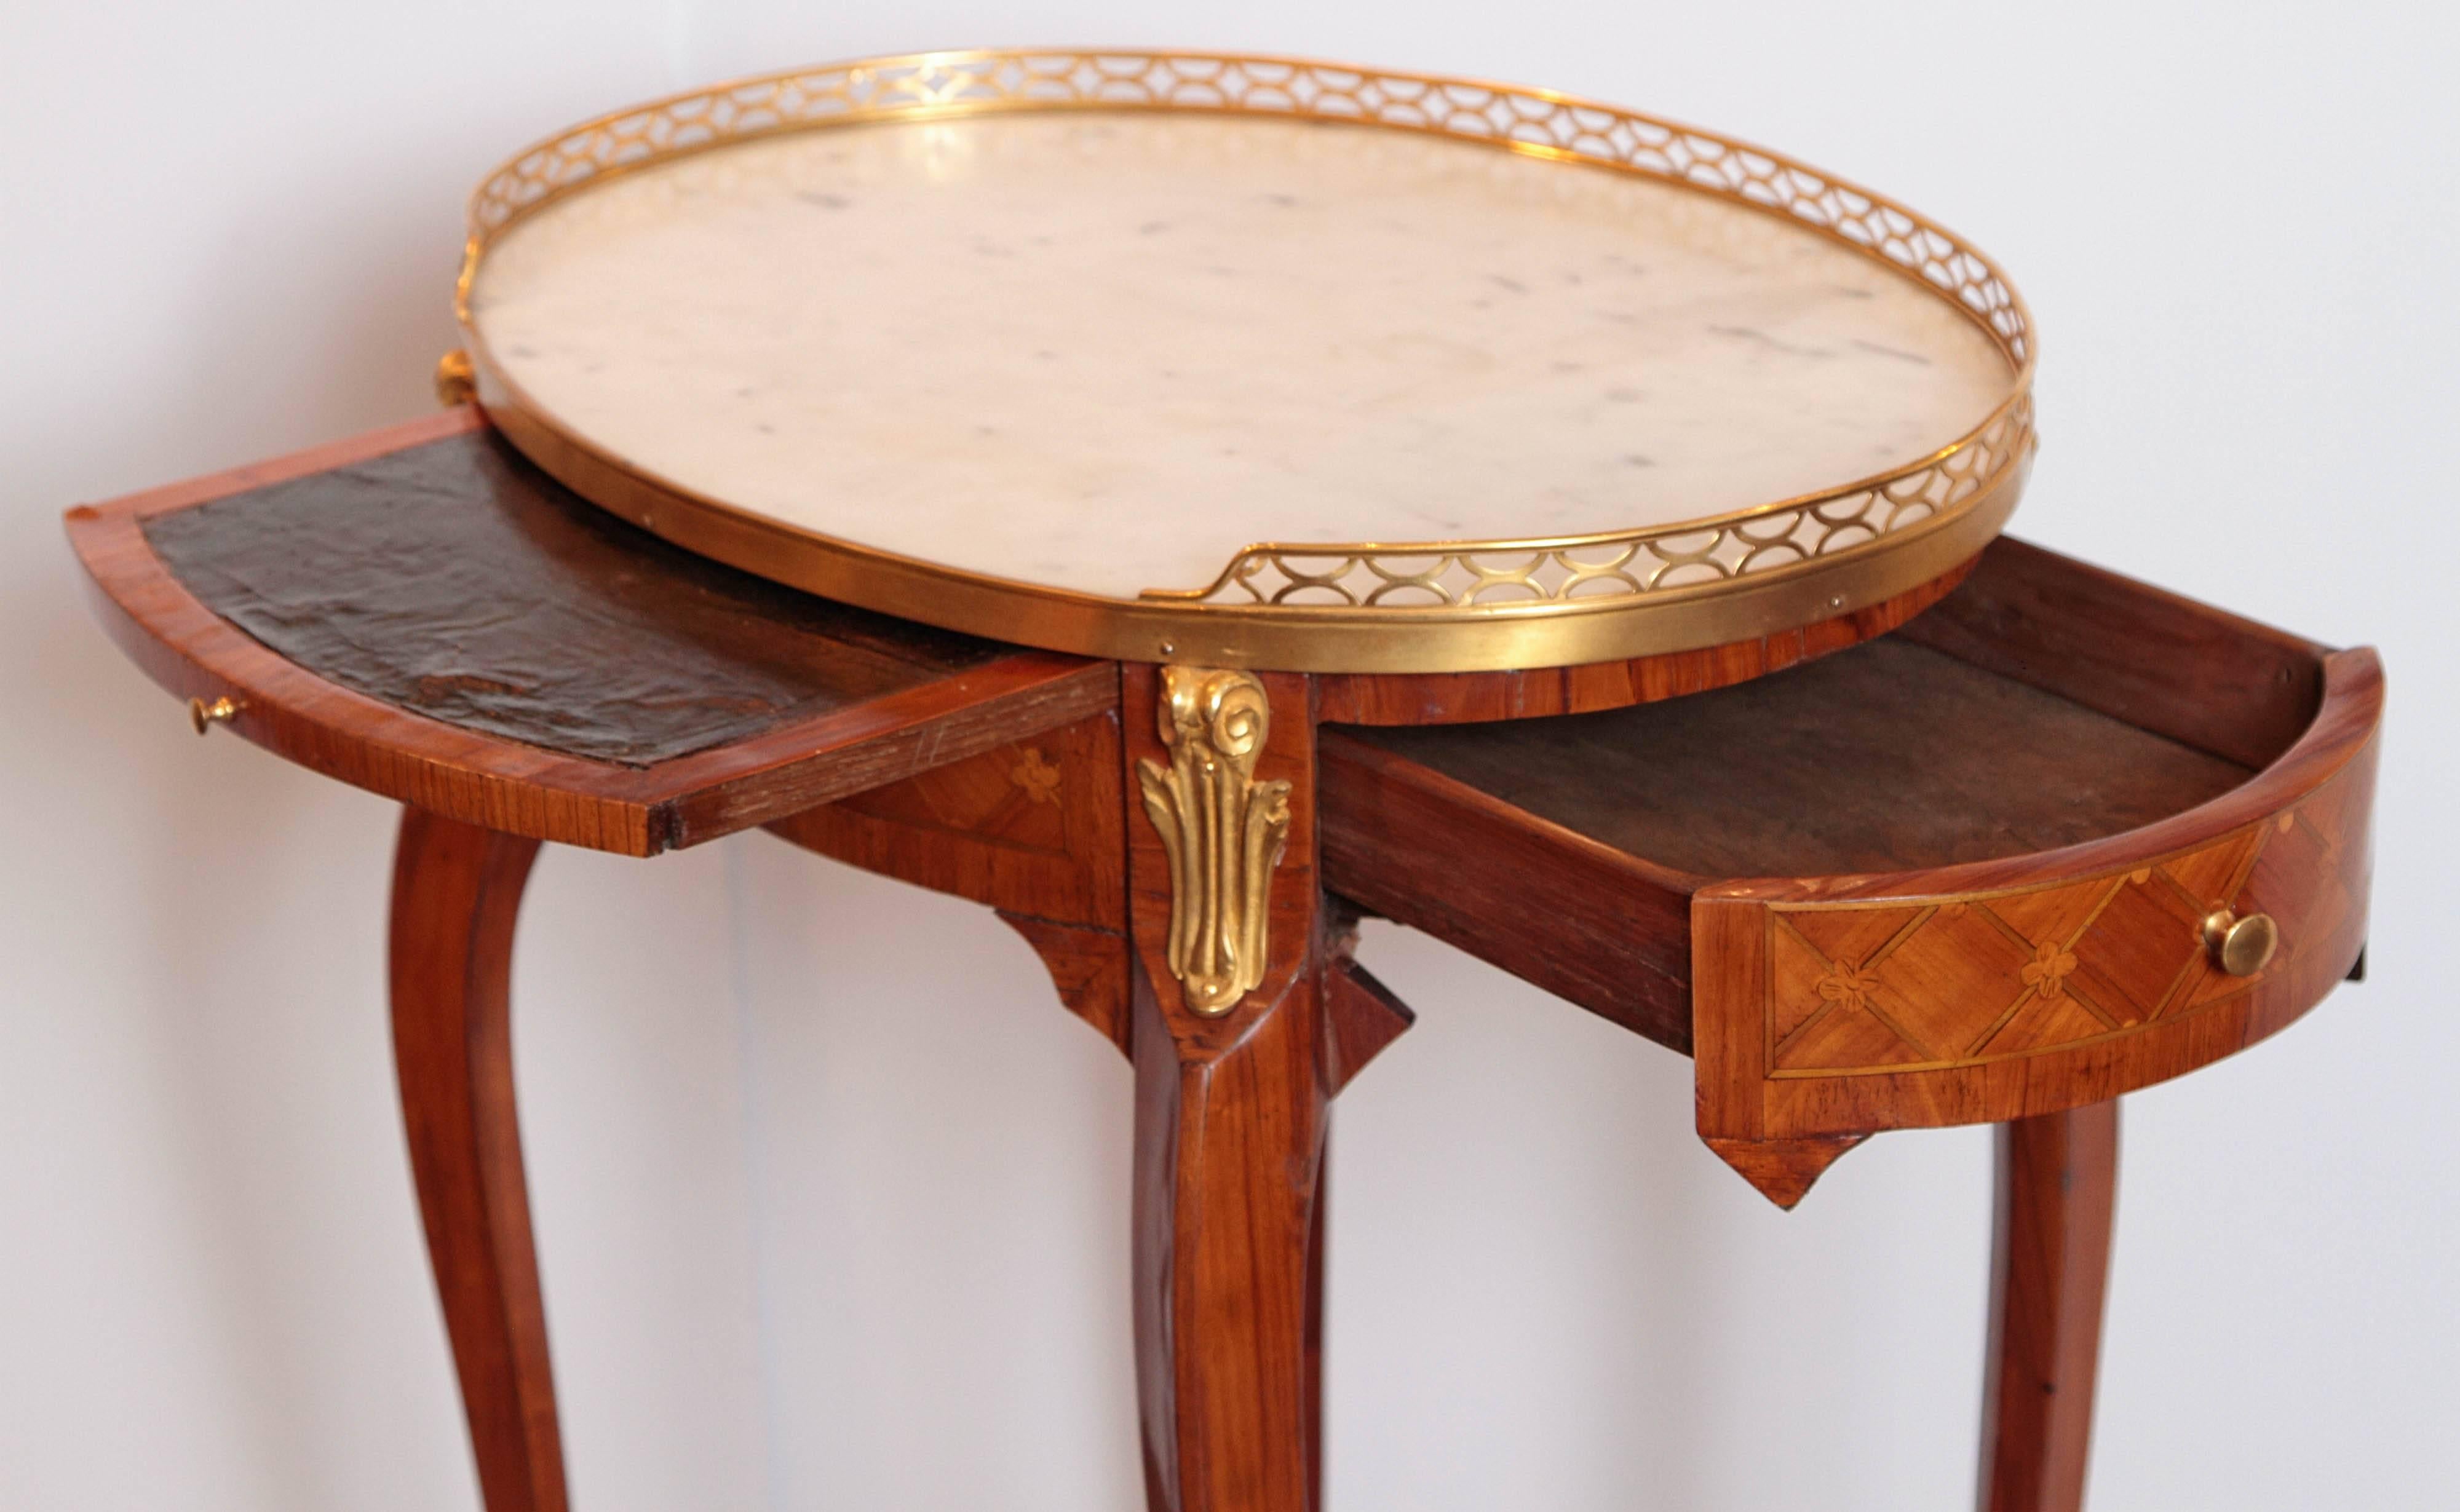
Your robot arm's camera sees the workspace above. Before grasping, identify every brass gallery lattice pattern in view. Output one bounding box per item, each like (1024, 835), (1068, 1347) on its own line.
(1765, 762), (2370, 1077)
(1165, 401), (2032, 606)
(464, 49), (2036, 609)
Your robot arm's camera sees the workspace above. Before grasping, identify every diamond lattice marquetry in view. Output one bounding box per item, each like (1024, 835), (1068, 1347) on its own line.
(1862, 904), (2037, 1059)
(2069, 871), (2211, 1023)
(1766, 762), (2365, 1075)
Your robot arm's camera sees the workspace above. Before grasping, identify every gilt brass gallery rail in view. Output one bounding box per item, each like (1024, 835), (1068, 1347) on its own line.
(452, 48), (2036, 672)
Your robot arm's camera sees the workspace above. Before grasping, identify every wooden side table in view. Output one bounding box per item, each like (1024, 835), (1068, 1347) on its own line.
(68, 406), (2378, 1511)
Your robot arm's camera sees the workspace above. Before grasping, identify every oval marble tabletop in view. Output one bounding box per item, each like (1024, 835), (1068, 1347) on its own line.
(457, 55), (2034, 671)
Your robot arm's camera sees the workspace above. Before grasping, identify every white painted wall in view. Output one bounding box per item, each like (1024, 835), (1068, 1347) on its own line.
(4, 4), (2452, 1508)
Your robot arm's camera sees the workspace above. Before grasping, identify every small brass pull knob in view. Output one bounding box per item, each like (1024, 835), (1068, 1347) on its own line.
(435, 348), (477, 407)
(2201, 908), (2279, 977)
(189, 694), (245, 735)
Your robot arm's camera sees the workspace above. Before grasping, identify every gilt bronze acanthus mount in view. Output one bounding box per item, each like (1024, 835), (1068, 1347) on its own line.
(1136, 667), (1293, 1015)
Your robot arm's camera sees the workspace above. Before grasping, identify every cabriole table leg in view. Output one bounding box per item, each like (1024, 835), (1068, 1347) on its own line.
(388, 807), (568, 1512)
(1305, 1154), (1328, 1512)
(1124, 664), (1332, 1512)
(1978, 1100), (2121, 1512)
(1130, 957), (1331, 1512)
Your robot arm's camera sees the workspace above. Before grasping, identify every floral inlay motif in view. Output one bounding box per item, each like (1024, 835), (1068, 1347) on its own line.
(2019, 939), (2078, 1000)
(1814, 962), (1883, 1013)
(1011, 746), (1061, 805)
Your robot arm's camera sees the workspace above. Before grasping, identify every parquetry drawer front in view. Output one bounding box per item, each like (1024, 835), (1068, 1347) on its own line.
(1693, 647), (2376, 1200)
(1321, 539), (2381, 1206)
(1739, 767), (2371, 1082)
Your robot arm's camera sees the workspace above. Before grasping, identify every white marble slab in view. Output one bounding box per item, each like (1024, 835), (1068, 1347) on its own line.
(471, 111), (2015, 600)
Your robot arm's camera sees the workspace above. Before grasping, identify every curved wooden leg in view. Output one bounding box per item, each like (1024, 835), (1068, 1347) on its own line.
(1124, 664), (1334, 1512)
(1978, 1099), (2119, 1512)
(1132, 958), (1328, 1512)
(1304, 1147), (1328, 1512)
(389, 807), (567, 1512)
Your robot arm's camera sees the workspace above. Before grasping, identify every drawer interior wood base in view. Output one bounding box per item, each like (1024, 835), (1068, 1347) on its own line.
(1333, 635), (2255, 882)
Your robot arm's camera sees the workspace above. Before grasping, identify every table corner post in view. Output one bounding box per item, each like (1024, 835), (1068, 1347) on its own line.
(1124, 665), (1335, 1512)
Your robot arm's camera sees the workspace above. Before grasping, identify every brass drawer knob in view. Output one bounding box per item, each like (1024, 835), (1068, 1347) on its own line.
(2201, 908), (2279, 977)
(435, 348), (476, 407)
(189, 694), (245, 735)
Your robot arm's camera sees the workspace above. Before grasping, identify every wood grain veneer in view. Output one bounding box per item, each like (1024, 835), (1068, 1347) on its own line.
(389, 808), (565, 1512)
(1980, 1101), (2119, 1512)
(1122, 665), (1330, 1512)
(1314, 555), (1977, 725)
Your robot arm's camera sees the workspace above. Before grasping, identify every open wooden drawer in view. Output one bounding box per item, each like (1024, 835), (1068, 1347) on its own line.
(1320, 539), (2380, 1205)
